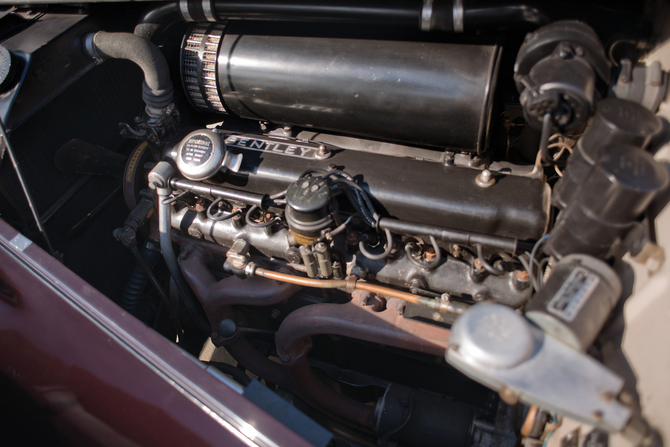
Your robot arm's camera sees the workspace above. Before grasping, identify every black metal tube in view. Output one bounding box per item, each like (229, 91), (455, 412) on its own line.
(186, 0), (420, 27)
(181, 0), (551, 32)
(170, 178), (266, 207)
(0, 118), (54, 255)
(134, 2), (183, 41)
(379, 218), (534, 254)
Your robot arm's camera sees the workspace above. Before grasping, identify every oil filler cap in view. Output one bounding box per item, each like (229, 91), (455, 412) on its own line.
(175, 129), (242, 181)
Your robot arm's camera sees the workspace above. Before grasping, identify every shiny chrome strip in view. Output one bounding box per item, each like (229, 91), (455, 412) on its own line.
(421, 0), (433, 31)
(180, 0), (193, 21)
(453, 0), (464, 32)
(203, 0), (216, 22)
(9, 233), (32, 252)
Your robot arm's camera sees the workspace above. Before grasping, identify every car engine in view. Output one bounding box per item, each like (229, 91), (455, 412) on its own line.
(1, 1), (669, 446)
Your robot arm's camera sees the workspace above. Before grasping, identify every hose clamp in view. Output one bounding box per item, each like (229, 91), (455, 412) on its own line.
(453, 0), (464, 32)
(421, 0), (433, 31)
(202, 0), (216, 22)
(179, 0), (194, 22)
(83, 33), (104, 64)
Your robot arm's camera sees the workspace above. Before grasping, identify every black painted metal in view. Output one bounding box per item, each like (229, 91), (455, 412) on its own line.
(218, 138), (550, 240)
(183, 23), (500, 152)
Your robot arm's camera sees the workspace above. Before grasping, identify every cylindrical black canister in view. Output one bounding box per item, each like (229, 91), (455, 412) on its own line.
(553, 98), (662, 209)
(181, 23), (500, 152)
(546, 144), (669, 258)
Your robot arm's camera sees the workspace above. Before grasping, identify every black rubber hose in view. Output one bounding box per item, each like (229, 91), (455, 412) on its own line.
(157, 190), (211, 333)
(120, 241), (162, 314)
(134, 2), (182, 41)
(87, 31), (174, 108)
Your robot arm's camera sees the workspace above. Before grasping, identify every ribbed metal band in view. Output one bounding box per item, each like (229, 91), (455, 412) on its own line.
(179, 0), (193, 21)
(202, 0), (216, 22)
(181, 23), (227, 113)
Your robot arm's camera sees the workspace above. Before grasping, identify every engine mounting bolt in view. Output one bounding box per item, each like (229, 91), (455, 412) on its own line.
(476, 169), (496, 188)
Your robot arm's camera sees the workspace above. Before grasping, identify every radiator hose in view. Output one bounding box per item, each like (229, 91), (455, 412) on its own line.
(83, 31), (174, 112)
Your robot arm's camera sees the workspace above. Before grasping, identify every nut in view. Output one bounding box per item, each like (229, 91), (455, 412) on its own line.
(475, 169), (496, 188)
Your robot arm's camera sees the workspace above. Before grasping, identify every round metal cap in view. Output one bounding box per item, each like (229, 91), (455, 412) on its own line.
(175, 129), (225, 180)
(598, 144), (669, 193)
(450, 303), (533, 369)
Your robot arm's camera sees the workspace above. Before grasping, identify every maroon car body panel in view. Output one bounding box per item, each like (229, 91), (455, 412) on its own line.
(0, 219), (312, 447)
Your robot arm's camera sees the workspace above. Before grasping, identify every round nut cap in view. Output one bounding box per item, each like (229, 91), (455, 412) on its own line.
(176, 129), (225, 181)
(450, 303), (533, 369)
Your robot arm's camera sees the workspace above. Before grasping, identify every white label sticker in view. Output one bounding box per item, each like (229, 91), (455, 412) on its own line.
(547, 267), (599, 322)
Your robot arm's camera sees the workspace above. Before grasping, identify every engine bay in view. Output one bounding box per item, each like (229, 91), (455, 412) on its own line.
(1, 1), (669, 446)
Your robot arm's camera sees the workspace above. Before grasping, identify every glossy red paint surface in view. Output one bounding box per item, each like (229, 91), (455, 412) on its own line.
(0, 219), (311, 447)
